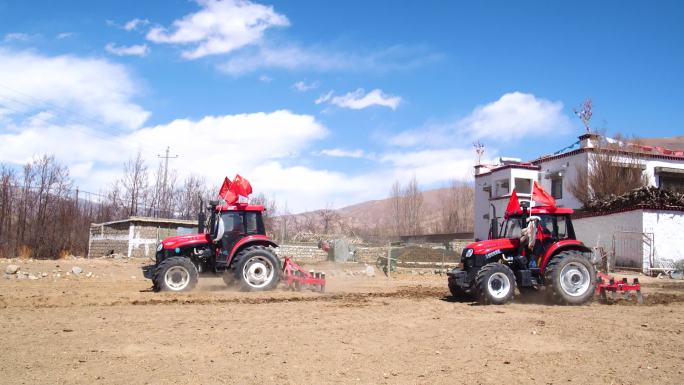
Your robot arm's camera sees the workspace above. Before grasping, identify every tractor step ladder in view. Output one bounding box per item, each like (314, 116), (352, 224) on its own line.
(282, 257), (326, 292)
(596, 271), (643, 304)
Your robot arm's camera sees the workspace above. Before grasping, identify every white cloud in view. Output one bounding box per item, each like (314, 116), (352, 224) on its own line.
(56, 32), (75, 40)
(0, 110), (331, 209)
(318, 88), (402, 110)
(124, 18), (150, 31)
(3, 33), (32, 42)
(459, 92), (570, 140)
(258, 74), (272, 82)
(0, 48), (149, 129)
(293, 80), (319, 92)
(390, 92), (571, 146)
(146, 0), (289, 59)
(314, 90), (333, 105)
(218, 44), (442, 76)
(318, 148), (366, 159)
(380, 148), (477, 184)
(105, 43), (150, 57)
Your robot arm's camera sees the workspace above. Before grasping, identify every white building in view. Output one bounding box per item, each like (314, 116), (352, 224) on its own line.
(474, 134), (684, 272)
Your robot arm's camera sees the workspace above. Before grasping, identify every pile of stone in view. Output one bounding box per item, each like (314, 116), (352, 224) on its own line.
(584, 186), (684, 213)
(4, 264), (93, 280)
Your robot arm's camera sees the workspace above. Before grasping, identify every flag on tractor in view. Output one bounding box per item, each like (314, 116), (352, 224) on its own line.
(230, 174), (253, 198)
(532, 181), (556, 207)
(505, 189), (523, 217)
(218, 177), (238, 204)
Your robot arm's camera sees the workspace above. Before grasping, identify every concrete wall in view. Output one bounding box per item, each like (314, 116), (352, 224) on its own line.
(574, 209), (684, 272)
(537, 151), (588, 209)
(573, 210), (643, 268)
(643, 210), (684, 269)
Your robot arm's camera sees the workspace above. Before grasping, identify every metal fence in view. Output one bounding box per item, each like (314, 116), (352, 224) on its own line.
(611, 231), (653, 270)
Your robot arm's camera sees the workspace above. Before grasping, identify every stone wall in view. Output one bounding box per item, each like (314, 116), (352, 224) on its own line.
(275, 244), (328, 262)
(274, 243), (390, 263)
(88, 222), (130, 258)
(88, 221), (197, 259)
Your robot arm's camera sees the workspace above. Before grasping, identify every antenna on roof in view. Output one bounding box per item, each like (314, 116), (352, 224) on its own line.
(474, 141), (485, 165)
(573, 98), (593, 133)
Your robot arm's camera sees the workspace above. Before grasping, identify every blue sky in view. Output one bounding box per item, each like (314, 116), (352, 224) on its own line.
(0, 0), (682, 212)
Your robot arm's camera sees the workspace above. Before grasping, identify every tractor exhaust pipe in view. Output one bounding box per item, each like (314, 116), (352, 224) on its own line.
(489, 203), (498, 239)
(197, 198), (206, 233)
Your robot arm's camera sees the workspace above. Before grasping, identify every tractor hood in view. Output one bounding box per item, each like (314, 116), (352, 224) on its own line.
(466, 238), (519, 255)
(162, 233), (211, 249)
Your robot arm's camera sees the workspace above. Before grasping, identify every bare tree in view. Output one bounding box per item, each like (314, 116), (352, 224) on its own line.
(569, 136), (649, 206)
(120, 151), (149, 216)
(438, 179), (474, 233)
(402, 176), (423, 235)
(176, 175), (207, 219)
(389, 181), (403, 237)
(317, 203), (340, 235)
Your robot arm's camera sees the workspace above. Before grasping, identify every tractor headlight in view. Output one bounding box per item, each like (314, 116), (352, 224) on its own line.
(464, 248), (474, 258)
(157, 243), (163, 252)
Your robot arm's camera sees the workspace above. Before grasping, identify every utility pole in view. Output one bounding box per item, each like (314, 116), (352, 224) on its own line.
(157, 146), (178, 217)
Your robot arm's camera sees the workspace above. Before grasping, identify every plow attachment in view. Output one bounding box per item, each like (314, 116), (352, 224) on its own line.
(282, 257), (326, 293)
(596, 272), (643, 304)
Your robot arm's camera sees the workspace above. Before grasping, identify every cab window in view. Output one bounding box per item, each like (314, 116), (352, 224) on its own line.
(242, 212), (259, 234)
(504, 218), (523, 238)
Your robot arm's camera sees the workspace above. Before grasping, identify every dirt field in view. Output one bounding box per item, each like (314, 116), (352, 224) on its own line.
(1, 258), (683, 385)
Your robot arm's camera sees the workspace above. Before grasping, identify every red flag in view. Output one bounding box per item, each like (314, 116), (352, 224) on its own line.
(230, 174), (253, 197)
(532, 181), (556, 207)
(505, 189), (523, 217)
(218, 177), (238, 204)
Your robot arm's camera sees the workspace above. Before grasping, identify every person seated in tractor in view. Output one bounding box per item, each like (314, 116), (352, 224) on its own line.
(518, 216), (538, 267)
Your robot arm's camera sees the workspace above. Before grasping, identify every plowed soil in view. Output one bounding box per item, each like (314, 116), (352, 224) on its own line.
(1, 258), (683, 385)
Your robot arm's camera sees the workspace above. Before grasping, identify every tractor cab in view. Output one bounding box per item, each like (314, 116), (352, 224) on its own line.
(499, 206), (577, 268)
(204, 201), (267, 260)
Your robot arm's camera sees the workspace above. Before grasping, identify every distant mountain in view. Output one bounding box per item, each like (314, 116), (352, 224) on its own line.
(278, 187), (474, 241)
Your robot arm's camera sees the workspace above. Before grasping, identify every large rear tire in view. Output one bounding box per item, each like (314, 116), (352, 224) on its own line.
(475, 263), (516, 305)
(153, 257), (198, 292)
(234, 246), (281, 291)
(545, 250), (596, 305)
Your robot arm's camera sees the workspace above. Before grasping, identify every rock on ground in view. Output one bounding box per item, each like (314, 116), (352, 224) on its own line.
(5, 264), (19, 275)
(71, 266), (83, 275)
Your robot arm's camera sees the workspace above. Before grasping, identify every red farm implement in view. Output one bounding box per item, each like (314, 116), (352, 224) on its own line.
(596, 271), (643, 304)
(282, 257), (326, 292)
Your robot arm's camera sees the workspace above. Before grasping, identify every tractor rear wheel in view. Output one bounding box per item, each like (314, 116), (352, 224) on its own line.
(153, 257), (198, 292)
(475, 263), (516, 305)
(545, 250), (596, 305)
(234, 246), (281, 291)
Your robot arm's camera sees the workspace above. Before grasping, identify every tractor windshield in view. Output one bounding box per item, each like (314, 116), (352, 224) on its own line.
(503, 217), (524, 238)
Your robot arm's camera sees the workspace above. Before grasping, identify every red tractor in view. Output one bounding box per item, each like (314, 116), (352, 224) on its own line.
(448, 202), (598, 305)
(143, 200), (281, 292)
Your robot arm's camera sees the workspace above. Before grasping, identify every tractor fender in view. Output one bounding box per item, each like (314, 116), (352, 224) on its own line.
(227, 235), (279, 266)
(540, 240), (592, 272)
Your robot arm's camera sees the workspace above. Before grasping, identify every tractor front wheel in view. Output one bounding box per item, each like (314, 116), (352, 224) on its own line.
(545, 250), (596, 305)
(234, 246), (281, 291)
(448, 284), (472, 301)
(153, 257), (198, 292)
(475, 263), (516, 305)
